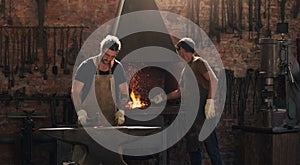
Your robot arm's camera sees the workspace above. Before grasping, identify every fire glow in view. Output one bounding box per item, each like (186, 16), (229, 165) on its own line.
(129, 91), (147, 109)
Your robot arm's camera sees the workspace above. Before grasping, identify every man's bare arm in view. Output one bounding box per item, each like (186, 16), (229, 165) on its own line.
(71, 80), (85, 110)
(167, 88), (181, 100)
(118, 82), (129, 108)
(203, 70), (218, 99)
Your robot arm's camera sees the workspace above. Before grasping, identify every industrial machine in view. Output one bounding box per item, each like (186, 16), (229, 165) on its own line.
(258, 33), (300, 129)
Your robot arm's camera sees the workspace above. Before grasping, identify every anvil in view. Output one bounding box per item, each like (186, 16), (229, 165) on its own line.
(39, 126), (160, 165)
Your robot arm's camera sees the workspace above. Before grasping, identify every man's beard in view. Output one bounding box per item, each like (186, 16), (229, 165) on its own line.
(101, 58), (110, 65)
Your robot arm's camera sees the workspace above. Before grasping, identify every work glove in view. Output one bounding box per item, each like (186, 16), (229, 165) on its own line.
(150, 93), (166, 104)
(115, 109), (125, 125)
(77, 109), (88, 126)
(205, 99), (216, 119)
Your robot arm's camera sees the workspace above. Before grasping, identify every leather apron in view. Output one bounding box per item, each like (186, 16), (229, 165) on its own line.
(94, 67), (117, 126)
(80, 58), (117, 126)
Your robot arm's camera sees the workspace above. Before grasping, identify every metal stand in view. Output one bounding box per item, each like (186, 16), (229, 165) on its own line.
(7, 108), (48, 165)
(20, 109), (35, 165)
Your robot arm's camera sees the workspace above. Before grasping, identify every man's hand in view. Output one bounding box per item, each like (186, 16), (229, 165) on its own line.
(115, 110), (125, 125)
(77, 109), (88, 126)
(150, 93), (166, 104)
(205, 99), (216, 119)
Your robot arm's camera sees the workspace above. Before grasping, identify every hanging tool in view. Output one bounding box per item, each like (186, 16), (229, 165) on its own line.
(195, 0), (203, 47)
(63, 28), (70, 74)
(67, 29), (78, 66)
(14, 30), (19, 74)
(221, 0), (227, 33)
(265, 0), (271, 38)
(190, 0), (195, 36)
(227, 0), (234, 33)
(209, 0), (220, 42)
(293, 0), (300, 19)
(209, 0), (214, 37)
(52, 28), (58, 75)
(194, 0), (203, 48)
(186, 0), (191, 36)
(58, 28), (65, 69)
(279, 0), (287, 22)
(0, 0), (6, 20)
(3, 35), (9, 78)
(232, 0), (238, 33)
(263, 0), (267, 18)
(227, 0), (243, 39)
(238, 0), (242, 29)
(232, 0), (237, 30)
(237, 0), (243, 38)
(7, 0), (12, 25)
(31, 28), (35, 66)
(214, 0), (221, 42)
(255, 0), (263, 43)
(33, 27), (39, 71)
(0, 26), (3, 68)
(25, 29), (32, 73)
(195, 0), (200, 27)
(19, 31), (26, 78)
(7, 33), (12, 89)
(9, 30), (16, 88)
(42, 29), (49, 80)
(25, 29), (32, 64)
(248, 0), (253, 39)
